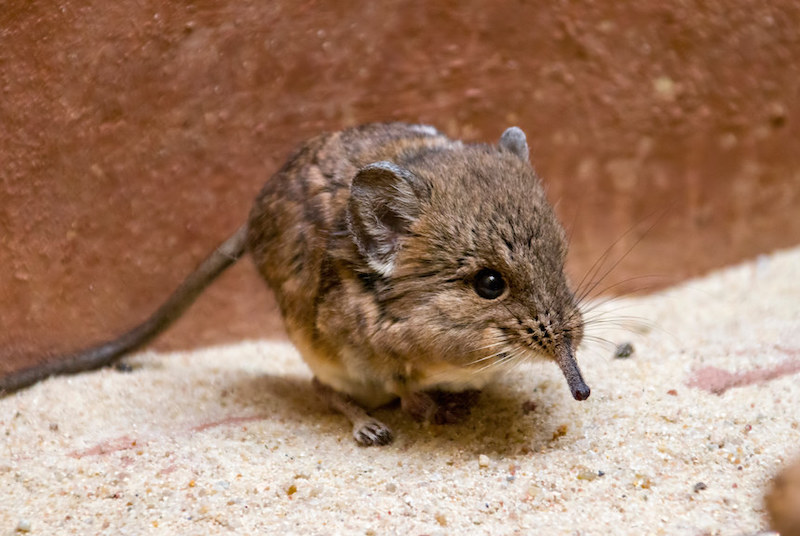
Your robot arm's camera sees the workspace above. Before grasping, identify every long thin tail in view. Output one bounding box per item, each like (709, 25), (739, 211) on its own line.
(0, 225), (249, 394)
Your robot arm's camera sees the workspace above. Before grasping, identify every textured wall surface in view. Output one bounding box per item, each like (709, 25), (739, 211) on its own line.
(1, 1), (799, 374)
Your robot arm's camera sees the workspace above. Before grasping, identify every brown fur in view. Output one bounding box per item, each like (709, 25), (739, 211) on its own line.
(1, 123), (589, 447)
(248, 123), (588, 444)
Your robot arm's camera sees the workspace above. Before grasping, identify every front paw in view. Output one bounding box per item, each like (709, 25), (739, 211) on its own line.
(428, 389), (481, 424)
(401, 389), (481, 425)
(401, 391), (438, 423)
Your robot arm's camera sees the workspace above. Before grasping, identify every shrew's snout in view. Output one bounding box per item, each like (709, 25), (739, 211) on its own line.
(518, 312), (589, 400)
(555, 344), (590, 401)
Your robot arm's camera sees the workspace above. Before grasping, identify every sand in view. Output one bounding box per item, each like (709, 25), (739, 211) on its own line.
(2, 247), (799, 535)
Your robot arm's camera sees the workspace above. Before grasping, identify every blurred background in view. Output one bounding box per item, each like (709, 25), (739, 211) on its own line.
(1, 1), (799, 375)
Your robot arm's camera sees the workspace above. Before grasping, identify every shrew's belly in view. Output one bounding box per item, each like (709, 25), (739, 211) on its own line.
(291, 337), (398, 408)
(293, 333), (498, 409)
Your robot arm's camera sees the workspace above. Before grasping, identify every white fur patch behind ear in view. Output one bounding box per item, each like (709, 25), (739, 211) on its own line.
(347, 161), (427, 276)
(499, 126), (529, 161)
(366, 257), (396, 278)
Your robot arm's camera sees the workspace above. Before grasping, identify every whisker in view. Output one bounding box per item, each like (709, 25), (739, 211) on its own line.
(581, 301), (669, 335)
(464, 348), (509, 367)
(572, 220), (648, 304)
(570, 214), (645, 304)
(471, 361), (496, 377)
(504, 350), (530, 377)
(578, 295), (647, 316)
(580, 335), (620, 347)
(577, 275), (668, 305)
(582, 310), (653, 324)
(472, 346), (523, 376)
(574, 211), (666, 304)
(473, 340), (508, 352)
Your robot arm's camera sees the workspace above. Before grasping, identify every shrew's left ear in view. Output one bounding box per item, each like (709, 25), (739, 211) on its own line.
(347, 161), (429, 276)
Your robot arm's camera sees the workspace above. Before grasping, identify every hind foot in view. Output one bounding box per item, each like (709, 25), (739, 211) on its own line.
(312, 377), (394, 446)
(353, 418), (394, 446)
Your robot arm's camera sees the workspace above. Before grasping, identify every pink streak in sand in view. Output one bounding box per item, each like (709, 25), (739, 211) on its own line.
(687, 347), (800, 395)
(69, 435), (139, 458)
(68, 414), (268, 458)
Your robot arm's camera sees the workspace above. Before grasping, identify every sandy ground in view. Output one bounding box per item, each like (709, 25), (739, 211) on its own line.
(2, 247), (799, 535)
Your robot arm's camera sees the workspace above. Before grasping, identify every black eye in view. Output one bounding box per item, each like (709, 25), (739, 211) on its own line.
(473, 268), (506, 299)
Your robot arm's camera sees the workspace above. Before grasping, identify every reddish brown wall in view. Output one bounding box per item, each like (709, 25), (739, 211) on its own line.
(2, 1), (799, 375)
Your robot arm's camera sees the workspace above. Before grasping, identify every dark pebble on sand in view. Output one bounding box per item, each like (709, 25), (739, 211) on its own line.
(614, 342), (635, 359)
(114, 362), (134, 373)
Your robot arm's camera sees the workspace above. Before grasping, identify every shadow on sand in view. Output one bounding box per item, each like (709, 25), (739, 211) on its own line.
(226, 371), (578, 458)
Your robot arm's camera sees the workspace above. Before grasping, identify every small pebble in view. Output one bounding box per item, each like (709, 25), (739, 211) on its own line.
(693, 482), (707, 493)
(435, 512), (447, 526)
(478, 455), (490, 468)
(521, 400), (538, 414)
(614, 342), (635, 359)
(552, 424), (568, 440)
(16, 519), (32, 532)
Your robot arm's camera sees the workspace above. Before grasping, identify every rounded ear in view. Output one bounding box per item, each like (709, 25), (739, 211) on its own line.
(347, 161), (429, 276)
(499, 126), (529, 161)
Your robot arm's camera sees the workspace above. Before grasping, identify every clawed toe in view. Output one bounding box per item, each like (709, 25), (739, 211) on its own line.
(354, 419), (394, 446)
